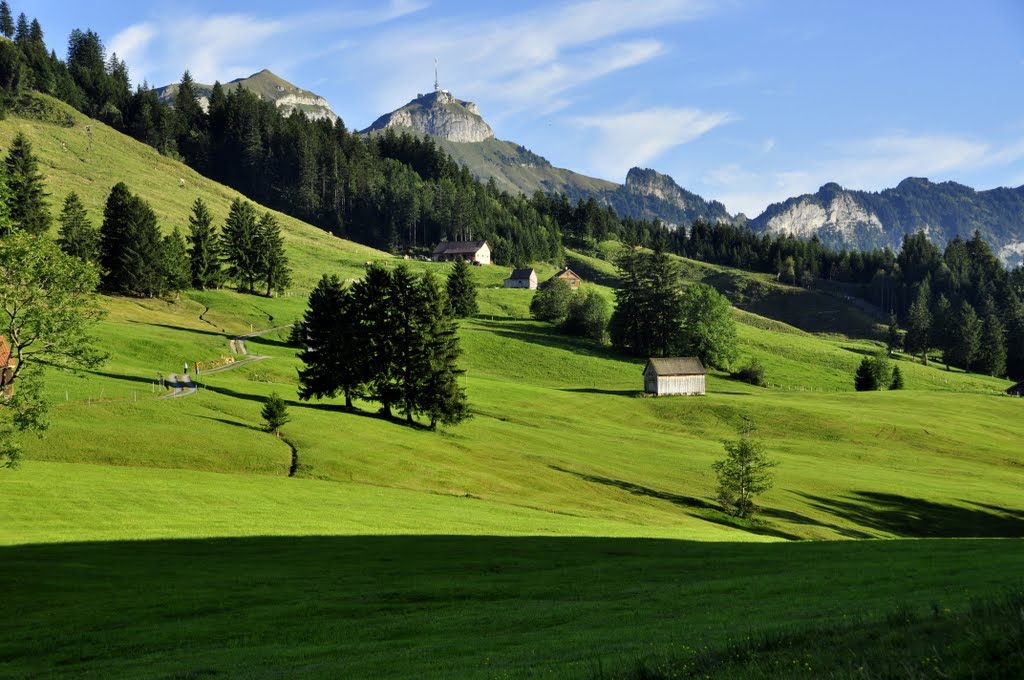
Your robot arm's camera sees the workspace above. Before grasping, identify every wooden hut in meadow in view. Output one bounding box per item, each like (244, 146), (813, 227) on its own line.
(643, 357), (705, 396)
(504, 268), (537, 289)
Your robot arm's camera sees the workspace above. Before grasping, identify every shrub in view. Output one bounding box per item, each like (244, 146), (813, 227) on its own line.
(731, 358), (767, 387)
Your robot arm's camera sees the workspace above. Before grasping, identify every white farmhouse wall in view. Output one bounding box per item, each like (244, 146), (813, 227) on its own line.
(655, 374), (705, 396)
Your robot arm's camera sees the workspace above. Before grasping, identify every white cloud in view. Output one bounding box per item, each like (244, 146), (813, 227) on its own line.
(574, 107), (735, 178)
(117, 1), (428, 87)
(349, 0), (715, 123)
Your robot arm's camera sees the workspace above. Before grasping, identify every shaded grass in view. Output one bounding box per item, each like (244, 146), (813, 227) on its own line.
(1, 535), (1021, 679)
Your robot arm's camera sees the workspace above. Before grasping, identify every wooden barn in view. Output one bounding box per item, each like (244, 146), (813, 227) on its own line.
(549, 266), (582, 290)
(643, 357), (705, 396)
(432, 240), (491, 265)
(0, 335), (14, 399)
(504, 268), (537, 289)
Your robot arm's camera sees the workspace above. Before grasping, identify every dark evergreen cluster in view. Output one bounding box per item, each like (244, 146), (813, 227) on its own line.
(297, 265), (469, 429)
(609, 248), (738, 368)
(97, 185), (288, 298)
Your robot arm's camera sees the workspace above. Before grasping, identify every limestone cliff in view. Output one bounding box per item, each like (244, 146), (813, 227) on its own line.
(156, 70), (339, 123)
(362, 90), (494, 143)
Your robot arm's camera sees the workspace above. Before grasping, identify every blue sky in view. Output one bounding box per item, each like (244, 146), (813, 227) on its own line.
(20, 0), (1024, 216)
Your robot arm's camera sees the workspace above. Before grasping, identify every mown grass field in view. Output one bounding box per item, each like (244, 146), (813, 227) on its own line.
(1, 96), (1022, 678)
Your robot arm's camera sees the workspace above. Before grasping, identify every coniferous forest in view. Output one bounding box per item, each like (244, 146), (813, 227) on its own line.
(0, 0), (1021, 378)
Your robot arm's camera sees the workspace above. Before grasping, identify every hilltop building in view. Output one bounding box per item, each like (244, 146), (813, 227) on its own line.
(432, 240), (491, 265)
(643, 357), (705, 396)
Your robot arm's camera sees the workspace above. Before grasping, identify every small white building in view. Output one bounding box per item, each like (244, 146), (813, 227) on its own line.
(432, 240), (491, 265)
(643, 357), (705, 396)
(504, 268), (538, 289)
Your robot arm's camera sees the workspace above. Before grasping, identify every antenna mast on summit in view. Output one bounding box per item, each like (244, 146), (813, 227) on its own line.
(434, 57), (439, 92)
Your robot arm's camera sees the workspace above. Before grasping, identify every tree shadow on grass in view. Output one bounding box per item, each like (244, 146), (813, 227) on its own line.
(487, 319), (638, 364)
(126, 321), (228, 339)
(795, 491), (1024, 538)
(549, 465), (804, 541)
(559, 388), (640, 397)
(198, 382), (433, 431)
(196, 415), (260, 432)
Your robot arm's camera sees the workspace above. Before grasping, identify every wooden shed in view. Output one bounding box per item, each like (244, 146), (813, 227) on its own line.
(643, 357), (705, 396)
(549, 266), (582, 290)
(504, 268), (537, 289)
(432, 240), (491, 265)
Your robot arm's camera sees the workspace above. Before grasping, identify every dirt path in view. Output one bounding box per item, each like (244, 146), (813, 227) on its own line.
(158, 324), (293, 399)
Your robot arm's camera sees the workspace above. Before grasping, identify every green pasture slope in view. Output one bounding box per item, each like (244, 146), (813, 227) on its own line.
(1, 96), (1022, 678)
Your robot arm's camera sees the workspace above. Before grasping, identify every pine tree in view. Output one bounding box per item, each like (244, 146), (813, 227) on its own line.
(99, 182), (134, 291)
(4, 132), (50, 235)
(418, 272), (469, 429)
(256, 211), (291, 297)
(904, 284), (932, 365)
(186, 197), (221, 290)
(609, 248), (685, 357)
(220, 198), (260, 293)
(1004, 290), (1024, 381)
(446, 257), (477, 318)
(160, 226), (191, 293)
(0, 3), (11, 39)
(890, 365), (905, 390)
(98, 183), (163, 296)
(56, 191), (99, 263)
(297, 275), (368, 409)
(976, 304), (1007, 377)
(353, 263), (400, 418)
(932, 294), (953, 369)
(854, 356), (877, 391)
(261, 393), (289, 437)
(948, 300), (982, 371)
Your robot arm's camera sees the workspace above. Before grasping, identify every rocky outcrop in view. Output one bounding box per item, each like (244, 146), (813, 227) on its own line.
(603, 167), (731, 228)
(750, 179), (1024, 260)
(155, 70), (339, 123)
(362, 90), (494, 143)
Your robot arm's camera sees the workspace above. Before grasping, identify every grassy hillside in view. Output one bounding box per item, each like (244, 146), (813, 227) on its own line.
(1, 96), (1022, 678)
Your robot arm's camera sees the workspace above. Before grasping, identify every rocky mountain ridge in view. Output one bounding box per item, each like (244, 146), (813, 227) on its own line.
(749, 179), (1024, 265)
(155, 70), (339, 123)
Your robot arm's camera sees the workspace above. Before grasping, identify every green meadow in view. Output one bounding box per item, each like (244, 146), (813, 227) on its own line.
(1, 96), (1022, 678)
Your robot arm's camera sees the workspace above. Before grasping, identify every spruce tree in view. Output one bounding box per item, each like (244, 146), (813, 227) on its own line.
(932, 294), (953, 369)
(160, 226), (191, 293)
(186, 197), (221, 289)
(256, 211), (291, 297)
(297, 275), (367, 409)
(56, 192), (99, 263)
(5, 132), (50, 235)
(99, 182), (135, 291)
(609, 248), (685, 357)
(98, 183), (163, 296)
(353, 263), (400, 418)
(418, 272), (469, 428)
(976, 305), (1007, 377)
(904, 284), (932, 365)
(220, 198), (260, 293)
(1004, 291), (1024, 381)
(890, 365), (904, 390)
(948, 300), (982, 371)
(854, 357), (877, 391)
(0, 2), (13, 39)
(446, 257), (477, 318)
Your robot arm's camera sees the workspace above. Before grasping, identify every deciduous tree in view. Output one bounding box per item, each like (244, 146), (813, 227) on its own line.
(0, 232), (105, 467)
(712, 423), (777, 519)
(678, 283), (738, 370)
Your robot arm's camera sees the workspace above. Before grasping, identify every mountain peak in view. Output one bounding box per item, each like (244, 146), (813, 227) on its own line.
(362, 90), (494, 143)
(155, 70), (339, 123)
